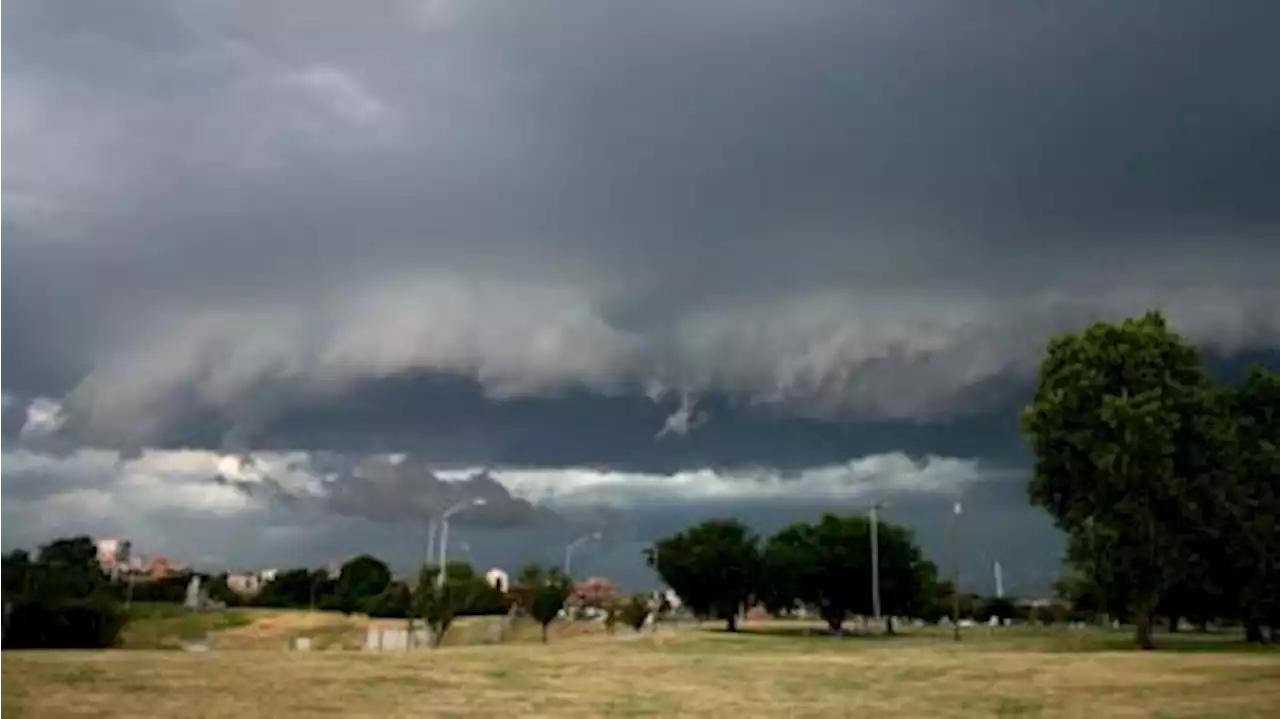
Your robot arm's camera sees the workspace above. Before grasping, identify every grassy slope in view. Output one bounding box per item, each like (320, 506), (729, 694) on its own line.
(119, 603), (618, 650)
(118, 602), (253, 649)
(7, 622), (1279, 718)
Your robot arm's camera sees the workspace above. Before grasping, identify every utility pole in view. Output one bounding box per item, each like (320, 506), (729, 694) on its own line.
(425, 518), (437, 572)
(950, 499), (963, 641)
(869, 502), (885, 625)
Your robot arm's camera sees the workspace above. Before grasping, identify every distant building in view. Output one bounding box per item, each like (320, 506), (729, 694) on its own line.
(95, 538), (132, 577)
(485, 568), (510, 593)
(147, 557), (174, 580)
(572, 577), (620, 607)
(226, 569), (280, 597)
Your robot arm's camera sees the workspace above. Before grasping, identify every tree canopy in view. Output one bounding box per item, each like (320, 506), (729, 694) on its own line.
(334, 555), (392, 612)
(761, 514), (937, 633)
(648, 518), (761, 632)
(527, 572), (574, 643)
(1025, 311), (1278, 647)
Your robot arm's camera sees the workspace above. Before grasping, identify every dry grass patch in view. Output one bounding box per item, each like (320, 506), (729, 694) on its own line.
(5, 629), (1278, 718)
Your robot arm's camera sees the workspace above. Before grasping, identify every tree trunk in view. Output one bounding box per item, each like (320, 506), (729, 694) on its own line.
(1135, 613), (1156, 650)
(726, 614), (738, 633)
(1168, 616), (1179, 633)
(885, 616), (895, 635)
(1244, 619), (1265, 644)
(540, 624), (549, 643)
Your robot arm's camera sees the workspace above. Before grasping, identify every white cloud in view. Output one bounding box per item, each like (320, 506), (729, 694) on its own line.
(2, 448), (983, 547)
(19, 397), (67, 439)
(655, 392), (709, 439)
(280, 66), (390, 127)
(484, 453), (984, 508)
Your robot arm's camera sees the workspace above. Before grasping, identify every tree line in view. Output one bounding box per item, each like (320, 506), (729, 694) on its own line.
(3, 537), (129, 648)
(646, 514), (947, 633)
(0, 539), (654, 648)
(1023, 312), (1278, 648)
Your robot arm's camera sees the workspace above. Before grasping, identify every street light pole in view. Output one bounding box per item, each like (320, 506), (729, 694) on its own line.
(869, 502), (885, 625)
(564, 532), (602, 578)
(425, 518), (437, 571)
(950, 498), (963, 641)
(437, 498), (487, 589)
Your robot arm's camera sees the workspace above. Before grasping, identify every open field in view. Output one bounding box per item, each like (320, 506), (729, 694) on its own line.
(116, 605), (608, 650)
(6, 619), (1279, 718)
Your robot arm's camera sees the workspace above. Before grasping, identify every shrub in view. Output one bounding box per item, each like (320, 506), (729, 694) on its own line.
(619, 594), (651, 632)
(363, 581), (413, 618)
(3, 597), (128, 649)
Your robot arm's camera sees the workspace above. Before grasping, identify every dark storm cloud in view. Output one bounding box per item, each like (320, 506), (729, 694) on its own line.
(3, 0), (1279, 451)
(215, 452), (562, 529)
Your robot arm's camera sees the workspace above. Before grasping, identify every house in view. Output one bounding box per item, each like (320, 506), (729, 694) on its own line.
(146, 557), (173, 580)
(95, 538), (132, 577)
(225, 569), (280, 597)
(572, 577), (619, 607)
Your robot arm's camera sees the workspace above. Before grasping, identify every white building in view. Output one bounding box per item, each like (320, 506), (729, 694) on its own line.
(485, 568), (510, 593)
(95, 538), (132, 578)
(226, 568), (280, 597)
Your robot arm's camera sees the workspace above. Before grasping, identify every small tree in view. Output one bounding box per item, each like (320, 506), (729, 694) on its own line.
(603, 602), (620, 635)
(528, 573), (573, 643)
(413, 566), (470, 647)
(618, 594), (651, 632)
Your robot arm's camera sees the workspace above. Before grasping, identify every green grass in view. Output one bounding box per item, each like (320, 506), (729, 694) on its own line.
(726, 620), (1280, 654)
(119, 604), (253, 649)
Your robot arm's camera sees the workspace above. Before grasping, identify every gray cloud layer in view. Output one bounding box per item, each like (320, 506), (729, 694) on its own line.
(215, 452), (561, 529)
(5, 0), (1279, 451)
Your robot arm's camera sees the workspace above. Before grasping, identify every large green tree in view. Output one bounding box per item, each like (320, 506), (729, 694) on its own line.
(2, 537), (126, 649)
(647, 518), (761, 632)
(29, 537), (111, 600)
(762, 514), (936, 633)
(335, 555), (392, 612)
(1224, 367), (1280, 642)
(1022, 312), (1230, 649)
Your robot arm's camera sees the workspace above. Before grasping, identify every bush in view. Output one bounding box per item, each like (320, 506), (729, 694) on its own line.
(363, 581), (413, 618)
(3, 597), (128, 649)
(529, 578), (574, 643)
(455, 581), (506, 616)
(619, 594), (651, 632)
(979, 597), (1017, 622)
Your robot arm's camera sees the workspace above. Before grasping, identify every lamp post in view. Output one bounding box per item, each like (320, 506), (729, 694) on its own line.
(437, 498), (487, 589)
(950, 498), (964, 641)
(564, 532), (602, 578)
(424, 518), (438, 572)
(868, 502), (887, 625)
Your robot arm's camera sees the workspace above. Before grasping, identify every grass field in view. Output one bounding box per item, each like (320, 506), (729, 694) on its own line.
(5, 616), (1279, 718)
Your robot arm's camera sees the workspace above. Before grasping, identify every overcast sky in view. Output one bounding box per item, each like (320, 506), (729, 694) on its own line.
(4, 0), (1278, 595)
